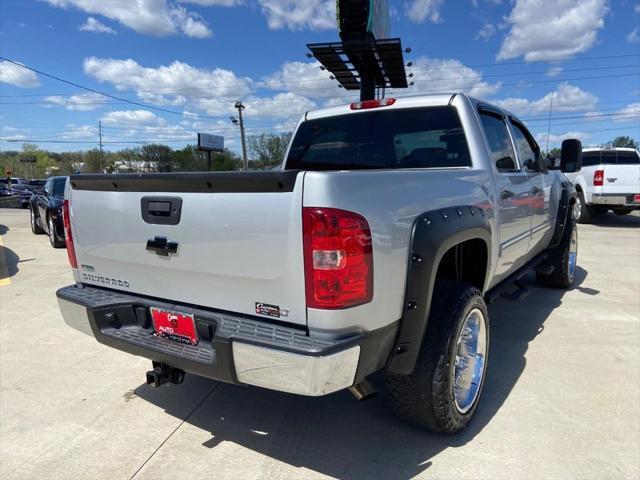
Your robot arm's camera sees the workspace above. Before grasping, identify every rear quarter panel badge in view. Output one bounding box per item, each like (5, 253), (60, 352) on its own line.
(255, 302), (289, 318)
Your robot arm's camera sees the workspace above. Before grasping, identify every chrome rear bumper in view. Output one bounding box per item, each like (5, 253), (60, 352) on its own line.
(56, 285), (381, 397)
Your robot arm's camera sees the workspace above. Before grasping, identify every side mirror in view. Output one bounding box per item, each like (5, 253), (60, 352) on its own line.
(560, 139), (582, 173)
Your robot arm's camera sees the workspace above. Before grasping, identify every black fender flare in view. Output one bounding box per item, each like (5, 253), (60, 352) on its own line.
(548, 180), (576, 250)
(386, 205), (492, 375)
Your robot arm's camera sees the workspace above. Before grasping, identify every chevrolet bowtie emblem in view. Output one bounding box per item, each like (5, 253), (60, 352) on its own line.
(146, 236), (179, 256)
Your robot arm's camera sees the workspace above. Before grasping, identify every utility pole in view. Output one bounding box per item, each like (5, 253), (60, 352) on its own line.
(235, 101), (248, 171)
(545, 92), (554, 153)
(98, 120), (104, 173)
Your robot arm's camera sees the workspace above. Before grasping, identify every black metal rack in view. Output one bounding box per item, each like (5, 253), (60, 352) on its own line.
(307, 38), (409, 101)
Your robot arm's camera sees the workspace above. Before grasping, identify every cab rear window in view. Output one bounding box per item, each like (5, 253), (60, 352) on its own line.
(285, 106), (471, 170)
(582, 150), (639, 166)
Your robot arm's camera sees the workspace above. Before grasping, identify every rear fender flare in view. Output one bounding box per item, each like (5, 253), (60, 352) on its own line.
(385, 205), (492, 375)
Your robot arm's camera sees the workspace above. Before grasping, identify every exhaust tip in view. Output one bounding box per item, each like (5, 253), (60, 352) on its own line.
(349, 378), (378, 401)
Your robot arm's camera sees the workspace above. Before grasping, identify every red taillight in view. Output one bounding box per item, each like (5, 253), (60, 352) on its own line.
(593, 169), (604, 186)
(62, 199), (77, 269)
(303, 207), (373, 309)
(350, 98), (396, 110)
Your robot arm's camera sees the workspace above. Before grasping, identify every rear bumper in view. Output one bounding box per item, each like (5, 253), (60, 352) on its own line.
(57, 285), (396, 396)
(590, 193), (640, 207)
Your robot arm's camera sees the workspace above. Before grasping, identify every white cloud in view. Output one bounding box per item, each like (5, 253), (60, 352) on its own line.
(59, 124), (98, 139)
(1, 126), (30, 141)
(627, 27), (640, 44)
(615, 102), (640, 122)
(180, 0), (243, 5)
(0, 60), (40, 88)
(263, 61), (346, 99)
(42, 0), (212, 37)
(536, 131), (591, 147)
(79, 16), (116, 34)
(635, 4), (640, 13)
(546, 66), (563, 78)
(476, 23), (496, 41)
(244, 92), (316, 118)
(406, 0), (444, 23)
(498, 0), (608, 61)
(257, 0), (335, 30)
(405, 57), (502, 98)
(43, 92), (107, 111)
(496, 83), (599, 116)
(170, 6), (213, 38)
(101, 110), (165, 126)
(83, 57), (252, 113)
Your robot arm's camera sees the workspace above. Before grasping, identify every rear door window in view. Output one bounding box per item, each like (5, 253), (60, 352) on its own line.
(479, 112), (518, 171)
(285, 106), (471, 170)
(510, 121), (540, 170)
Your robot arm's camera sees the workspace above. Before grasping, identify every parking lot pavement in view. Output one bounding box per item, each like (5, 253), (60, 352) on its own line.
(1, 207), (639, 480)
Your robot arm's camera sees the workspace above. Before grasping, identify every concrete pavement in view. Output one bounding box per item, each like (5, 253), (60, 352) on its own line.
(1, 208), (639, 479)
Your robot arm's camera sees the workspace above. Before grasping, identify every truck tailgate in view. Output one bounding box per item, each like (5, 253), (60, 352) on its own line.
(67, 171), (307, 326)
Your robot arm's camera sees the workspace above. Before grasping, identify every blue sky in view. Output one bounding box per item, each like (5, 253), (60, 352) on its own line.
(0, 0), (639, 154)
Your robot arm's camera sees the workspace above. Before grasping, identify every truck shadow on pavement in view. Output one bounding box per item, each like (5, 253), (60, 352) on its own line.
(588, 212), (640, 229)
(134, 268), (593, 479)
(0, 244), (20, 280)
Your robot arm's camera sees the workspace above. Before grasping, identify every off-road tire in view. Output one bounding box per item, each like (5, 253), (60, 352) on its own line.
(385, 281), (489, 434)
(536, 218), (577, 289)
(574, 192), (593, 224)
(30, 207), (44, 234)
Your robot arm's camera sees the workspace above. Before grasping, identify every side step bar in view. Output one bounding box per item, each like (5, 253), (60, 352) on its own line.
(485, 253), (550, 304)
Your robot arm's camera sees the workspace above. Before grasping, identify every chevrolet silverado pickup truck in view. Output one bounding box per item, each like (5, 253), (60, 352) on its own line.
(57, 93), (581, 434)
(567, 147), (640, 223)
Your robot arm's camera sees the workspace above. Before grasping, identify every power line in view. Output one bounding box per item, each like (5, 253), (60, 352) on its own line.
(2, 53), (638, 99)
(0, 56), (224, 120)
(2, 67), (639, 108)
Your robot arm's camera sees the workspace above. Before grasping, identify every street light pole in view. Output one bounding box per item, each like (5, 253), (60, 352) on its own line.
(235, 101), (248, 171)
(98, 120), (104, 173)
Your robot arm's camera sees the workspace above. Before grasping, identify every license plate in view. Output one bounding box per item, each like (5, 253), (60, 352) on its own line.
(150, 307), (198, 345)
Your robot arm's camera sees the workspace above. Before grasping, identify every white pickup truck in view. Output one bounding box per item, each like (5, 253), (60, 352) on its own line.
(57, 93), (581, 433)
(568, 147), (640, 223)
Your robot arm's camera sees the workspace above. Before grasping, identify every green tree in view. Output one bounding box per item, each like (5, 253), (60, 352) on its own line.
(247, 132), (292, 170)
(607, 136), (638, 149)
(141, 144), (173, 172)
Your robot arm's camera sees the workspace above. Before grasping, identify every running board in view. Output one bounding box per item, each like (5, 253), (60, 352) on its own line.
(500, 279), (530, 302)
(485, 253), (549, 304)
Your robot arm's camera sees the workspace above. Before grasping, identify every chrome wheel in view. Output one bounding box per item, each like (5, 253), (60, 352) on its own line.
(573, 196), (583, 220)
(453, 308), (487, 414)
(48, 216), (55, 243)
(567, 227), (578, 281)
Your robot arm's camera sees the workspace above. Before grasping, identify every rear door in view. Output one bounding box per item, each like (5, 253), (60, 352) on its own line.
(478, 110), (532, 281)
(68, 172), (308, 326)
(508, 119), (553, 255)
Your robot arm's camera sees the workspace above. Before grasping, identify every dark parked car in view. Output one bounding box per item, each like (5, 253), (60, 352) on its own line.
(0, 184), (15, 197)
(27, 179), (46, 194)
(30, 176), (68, 248)
(0, 177), (32, 208)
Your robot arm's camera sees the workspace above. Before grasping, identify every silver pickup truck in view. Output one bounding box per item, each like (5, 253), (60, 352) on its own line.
(57, 93), (581, 434)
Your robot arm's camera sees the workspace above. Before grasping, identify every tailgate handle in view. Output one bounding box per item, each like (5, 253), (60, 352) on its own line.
(141, 197), (182, 225)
